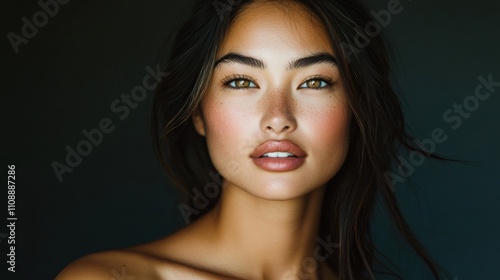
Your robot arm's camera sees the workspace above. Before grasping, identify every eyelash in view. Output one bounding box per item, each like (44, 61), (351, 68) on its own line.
(220, 74), (334, 90)
(221, 75), (258, 90)
(299, 75), (334, 89)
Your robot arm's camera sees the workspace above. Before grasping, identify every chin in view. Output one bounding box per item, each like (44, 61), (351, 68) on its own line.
(240, 177), (323, 201)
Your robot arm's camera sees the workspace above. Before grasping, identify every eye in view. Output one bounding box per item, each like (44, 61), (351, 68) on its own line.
(228, 79), (257, 88)
(222, 75), (258, 90)
(298, 77), (332, 89)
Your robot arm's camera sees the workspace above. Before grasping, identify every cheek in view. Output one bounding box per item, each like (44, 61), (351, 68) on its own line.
(202, 100), (250, 161)
(321, 105), (350, 140)
(304, 102), (351, 164)
(202, 98), (261, 182)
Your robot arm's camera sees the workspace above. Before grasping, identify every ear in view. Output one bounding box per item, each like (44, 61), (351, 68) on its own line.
(192, 108), (206, 136)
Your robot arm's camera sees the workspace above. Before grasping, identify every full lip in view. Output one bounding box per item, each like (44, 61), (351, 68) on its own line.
(249, 140), (307, 172)
(250, 140), (307, 159)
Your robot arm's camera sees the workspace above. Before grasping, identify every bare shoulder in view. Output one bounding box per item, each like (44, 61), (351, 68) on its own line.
(57, 217), (233, 279)
(55, 249), (159, 280)
(56, 237), (235, 280)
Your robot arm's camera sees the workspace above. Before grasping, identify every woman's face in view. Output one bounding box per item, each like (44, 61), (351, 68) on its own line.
(193, 1), (351, 200)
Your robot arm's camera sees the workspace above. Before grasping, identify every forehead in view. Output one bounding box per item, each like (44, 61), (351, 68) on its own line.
(218, 1), (333, 58)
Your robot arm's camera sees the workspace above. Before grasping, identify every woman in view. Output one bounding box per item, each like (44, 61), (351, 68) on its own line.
(57, 0), (448, 279)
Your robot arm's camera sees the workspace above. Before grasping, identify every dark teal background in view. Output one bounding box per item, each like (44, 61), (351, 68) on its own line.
(1, 0), (499, 279)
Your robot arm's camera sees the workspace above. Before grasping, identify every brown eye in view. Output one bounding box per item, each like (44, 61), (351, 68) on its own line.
(307, 80), (321, 88)
(235, 79), (250, 88)
(299, 78), (331, 89)
(226, 78), (257, 89)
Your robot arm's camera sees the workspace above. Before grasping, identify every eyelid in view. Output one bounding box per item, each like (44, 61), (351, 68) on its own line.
(298, 75), (334, 89)
(221, 74), (259, 89)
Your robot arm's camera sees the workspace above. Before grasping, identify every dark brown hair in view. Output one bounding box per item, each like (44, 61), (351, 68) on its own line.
(152, 0), (448, 278)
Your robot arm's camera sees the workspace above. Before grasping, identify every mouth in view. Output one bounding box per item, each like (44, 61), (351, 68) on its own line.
(260, 152), (296, 158)
(250, 140), (307, 158)
(250, 140), (306, 172)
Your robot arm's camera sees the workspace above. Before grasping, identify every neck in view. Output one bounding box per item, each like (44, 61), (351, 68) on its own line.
(204, 182), (328, 279)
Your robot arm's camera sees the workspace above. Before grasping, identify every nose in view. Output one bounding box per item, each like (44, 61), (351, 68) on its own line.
(260, 88), (297, 135)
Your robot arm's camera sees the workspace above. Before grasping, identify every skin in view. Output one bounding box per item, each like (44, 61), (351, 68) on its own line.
(57, 1), (350, 279)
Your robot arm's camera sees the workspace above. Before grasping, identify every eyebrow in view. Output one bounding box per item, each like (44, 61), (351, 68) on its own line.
(214, 52), (337, 70)
(288, 53), (337, 70)
(214, 53), (265, 69)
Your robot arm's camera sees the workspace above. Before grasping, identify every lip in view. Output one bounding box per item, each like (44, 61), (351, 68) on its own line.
(250, 140), (307, 172)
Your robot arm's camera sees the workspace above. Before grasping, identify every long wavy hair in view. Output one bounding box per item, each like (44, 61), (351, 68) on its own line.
(152, 0), (447, 278)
